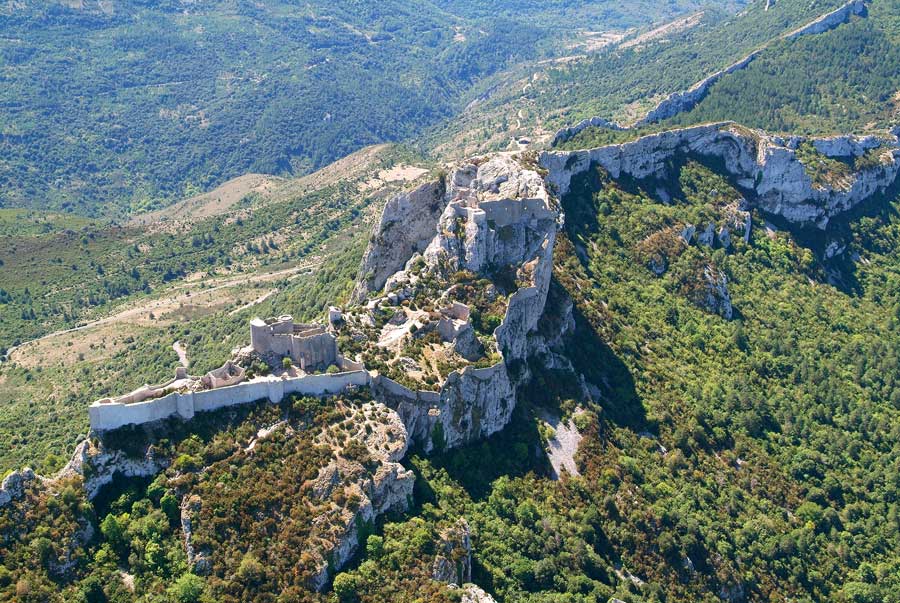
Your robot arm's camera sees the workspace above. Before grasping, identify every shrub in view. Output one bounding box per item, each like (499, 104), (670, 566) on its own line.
(333, 572), (359, 603)
(169, 573), (205, 603)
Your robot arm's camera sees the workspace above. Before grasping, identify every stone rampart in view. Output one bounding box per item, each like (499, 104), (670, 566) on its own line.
(89, 370), (371, 432)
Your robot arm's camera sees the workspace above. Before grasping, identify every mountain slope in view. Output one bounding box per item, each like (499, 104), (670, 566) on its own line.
(667, 0), (900, 134)
(0, 0), (717, 217)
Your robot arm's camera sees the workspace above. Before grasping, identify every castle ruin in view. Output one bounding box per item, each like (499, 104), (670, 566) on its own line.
(88, 310), (365, 432)
(249, 315), (338, 371)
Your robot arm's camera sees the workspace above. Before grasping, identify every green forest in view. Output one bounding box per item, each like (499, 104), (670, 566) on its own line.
(668, 0), (900, 134)
(0, 0), (717, 218)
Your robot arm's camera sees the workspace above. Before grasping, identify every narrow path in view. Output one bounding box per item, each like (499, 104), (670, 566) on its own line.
(173, 341), (189, 368)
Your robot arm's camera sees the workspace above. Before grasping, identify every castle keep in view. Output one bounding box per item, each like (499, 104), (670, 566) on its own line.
(88, 311), (363, 432)
(249, 315), (337, 371)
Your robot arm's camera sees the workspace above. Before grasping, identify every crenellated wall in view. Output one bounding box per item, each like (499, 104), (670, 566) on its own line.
(89, 371), (371, 432)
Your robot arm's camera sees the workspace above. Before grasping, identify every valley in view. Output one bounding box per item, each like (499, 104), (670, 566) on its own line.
(2, 0), (900, 602)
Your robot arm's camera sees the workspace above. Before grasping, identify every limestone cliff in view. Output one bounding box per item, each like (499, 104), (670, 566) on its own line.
(542, 123), (900, 229)
(432, 518), (473, 585)
(353, 180), (447, 302)
(62, 439), (168, 500)
(784, 0), (866, 39)
(350, 154), (560, 452)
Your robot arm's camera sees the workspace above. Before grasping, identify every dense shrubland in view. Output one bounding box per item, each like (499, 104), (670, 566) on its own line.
(668, 1), (900, 134)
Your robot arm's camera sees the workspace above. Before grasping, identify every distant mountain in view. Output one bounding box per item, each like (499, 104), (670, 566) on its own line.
(666, 0), (900, 135)
(0, 0), (719, 216)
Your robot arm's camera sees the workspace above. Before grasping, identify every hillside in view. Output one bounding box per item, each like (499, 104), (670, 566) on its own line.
(0, 143), (428, 473)
(666, 0), (900, 134)
(0, 0), (719, 217)
(3, 1), (900, 602)
(3, 120), (900, 602)
(424, 0), (846, 159)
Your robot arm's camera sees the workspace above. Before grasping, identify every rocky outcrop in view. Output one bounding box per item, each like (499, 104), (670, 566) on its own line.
(309, 459), (415, 590)
(432, 518), (473, 585)
(460, 585), (498, 603)
(699, 264), (734, 320)
(552, 116), (625, 146)
(181, 495), (211, 575)
(353, 180), (447, 302)
(307, 403), (415, 590)
(60, 439), (168, 500)
(635, 51), (761, 126)
(542, 123), (900, 229)
(359, 154), (560, 452)
(784, 0), (866, 39)
(0, 467), (37, 507)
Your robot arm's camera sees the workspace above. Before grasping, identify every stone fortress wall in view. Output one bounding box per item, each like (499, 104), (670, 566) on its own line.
(89, 311), (362, 432)
(89, 369), (371, 431)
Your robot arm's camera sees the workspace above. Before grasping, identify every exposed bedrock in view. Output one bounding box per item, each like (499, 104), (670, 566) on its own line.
(353, 179), (447, 303)
(359, 154), (561, 451)
(542, 123), (900, 229)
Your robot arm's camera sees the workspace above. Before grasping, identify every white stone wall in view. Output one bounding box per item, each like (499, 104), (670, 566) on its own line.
(89, 394), (181, 431)
(89, 371), (372, 432)
(284, 371), (370, 396)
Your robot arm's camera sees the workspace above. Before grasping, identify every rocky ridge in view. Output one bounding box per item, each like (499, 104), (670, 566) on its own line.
(554, 0), (869, 140)
(350, 153), (561, 451)
(542, 123), (900, 229)
(5, 109), (898, 599)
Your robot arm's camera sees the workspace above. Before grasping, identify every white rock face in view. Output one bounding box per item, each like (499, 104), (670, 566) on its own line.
(542, 123), (900, 229)
(307, 404), (415, 590)
(553, 0), (866, 135)
(701, 265), (734, 320)
(353, 180), (447, 302)
(61, 439), (168, 500)
(552, 115), (625, 146)
(0, 467), (37, 507)
(636, 51), (761, 126)
(460, 585), (498, 603)
(697, 223), (716, 247)
(433, 518), (473, 585)
(362, 154), (560, 452)
(784, 0), (866, 39)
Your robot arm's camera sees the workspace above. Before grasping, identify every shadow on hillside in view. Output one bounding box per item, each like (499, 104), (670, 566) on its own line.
(421, 399), (551, 502)
(801, 171), (900, 296)
(566, 302), (649, 432)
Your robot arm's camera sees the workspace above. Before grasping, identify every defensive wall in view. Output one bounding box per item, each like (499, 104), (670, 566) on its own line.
(89, 370), (371, 431)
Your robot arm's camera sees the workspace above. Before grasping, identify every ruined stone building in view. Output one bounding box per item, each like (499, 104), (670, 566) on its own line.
(250, 315), (338, 371)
